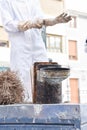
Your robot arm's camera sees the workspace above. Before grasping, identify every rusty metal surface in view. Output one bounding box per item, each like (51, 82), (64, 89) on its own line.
(33, 62), (58, 103)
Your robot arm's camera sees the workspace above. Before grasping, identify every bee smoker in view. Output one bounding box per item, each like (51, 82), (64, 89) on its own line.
(33, 62), (70, 104)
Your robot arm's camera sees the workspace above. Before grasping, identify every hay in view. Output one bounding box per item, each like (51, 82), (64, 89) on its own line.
(0, 70), (24, 105)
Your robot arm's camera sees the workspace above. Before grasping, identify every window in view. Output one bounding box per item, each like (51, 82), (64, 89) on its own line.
(46, 34), (62, 52)
(68, 40), (77, 60)
(0, 41), (9, 47)
(69, 16), (77, 28)
(69, 78), (79, 103)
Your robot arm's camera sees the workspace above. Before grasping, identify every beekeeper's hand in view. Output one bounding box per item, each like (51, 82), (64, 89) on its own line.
(26, 19), (43, 29)
(43, 12), (72, 26)
(55, 13), (72, 24)
(18, 21), (32, 31)
(18, 19), (43, 31)
(32, 19), (43, 29)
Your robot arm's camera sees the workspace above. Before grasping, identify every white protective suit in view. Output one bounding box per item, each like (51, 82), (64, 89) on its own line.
(0, 0), (48, 102)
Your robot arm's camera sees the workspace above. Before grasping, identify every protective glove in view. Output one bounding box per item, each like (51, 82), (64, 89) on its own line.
(18, 19), (43, 31)
(32, 19), (43, 29)
(18, 21), (32, 31)
(55, 13), (72, 24)
(43, 12), (72, 26)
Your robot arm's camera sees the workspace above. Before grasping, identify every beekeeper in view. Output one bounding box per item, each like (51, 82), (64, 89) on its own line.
(0, 0), (72, 102)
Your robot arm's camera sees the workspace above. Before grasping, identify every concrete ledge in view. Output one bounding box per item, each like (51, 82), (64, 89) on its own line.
(0, 104), (81, 129)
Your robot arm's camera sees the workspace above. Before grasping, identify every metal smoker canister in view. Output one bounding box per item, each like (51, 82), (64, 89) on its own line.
(33, 63), (70, 104)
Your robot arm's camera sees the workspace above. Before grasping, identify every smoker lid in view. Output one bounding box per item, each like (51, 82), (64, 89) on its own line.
(38, 64), (61, 69)
(40, 66), (70, 71)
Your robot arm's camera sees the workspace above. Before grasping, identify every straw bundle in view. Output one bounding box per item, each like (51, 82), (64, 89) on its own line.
(0, 70), (24, 105)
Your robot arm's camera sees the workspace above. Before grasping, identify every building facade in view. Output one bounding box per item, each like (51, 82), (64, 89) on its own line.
(64, 0), (87, 103)
(40, 0), (87, 103)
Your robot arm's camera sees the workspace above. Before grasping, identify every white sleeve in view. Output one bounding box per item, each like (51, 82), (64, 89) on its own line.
(0, 0), (19, 33)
